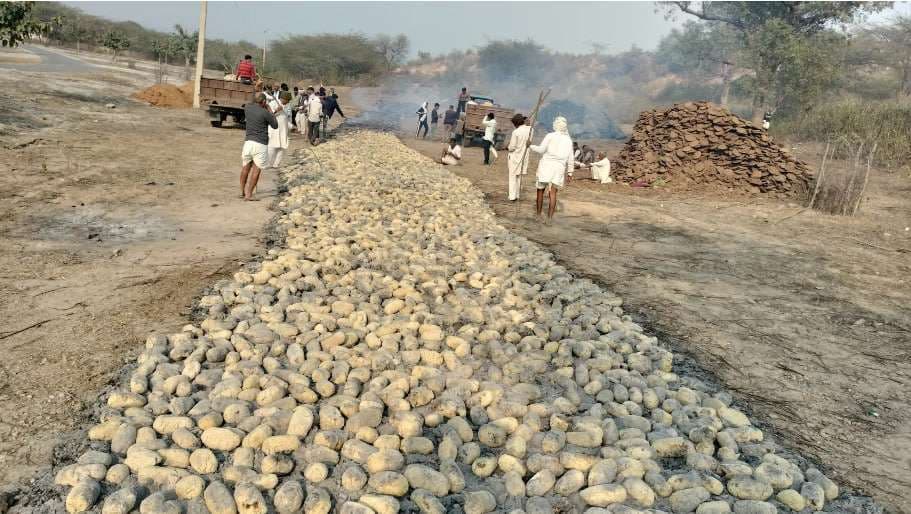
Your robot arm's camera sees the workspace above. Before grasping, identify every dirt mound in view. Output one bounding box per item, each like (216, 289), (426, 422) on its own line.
(614, 101), (812, 196)
(132, 82), (193, 108)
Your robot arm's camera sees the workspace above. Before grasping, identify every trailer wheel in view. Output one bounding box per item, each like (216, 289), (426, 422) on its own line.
(210, 120), (223, 128)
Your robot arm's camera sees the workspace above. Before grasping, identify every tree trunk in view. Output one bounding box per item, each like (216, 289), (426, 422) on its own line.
(184, 55), (191, 80)
(112, 50), (118, 63)
(720, 61), (733, 107)
(76, 40), (80, 54)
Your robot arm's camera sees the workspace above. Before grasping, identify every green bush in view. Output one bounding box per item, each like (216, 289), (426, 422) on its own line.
(776, 100), (911, 168)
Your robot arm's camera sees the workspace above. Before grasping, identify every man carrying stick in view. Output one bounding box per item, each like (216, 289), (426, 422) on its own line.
(506, 113), (532, 201)
(530, 116), (574, 222)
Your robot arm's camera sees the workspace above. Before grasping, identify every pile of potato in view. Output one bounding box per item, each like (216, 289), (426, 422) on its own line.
(58, 131), (839, 514)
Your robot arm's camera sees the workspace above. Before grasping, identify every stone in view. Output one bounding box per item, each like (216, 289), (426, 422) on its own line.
(526, 469), (556, 496)
(176, 475), (206, 499)
(775, 489), (805, 511)
(463, 490), (496, 514)
(204, 481), (237, 514)
(669, 487), (710, 513)
(101, 487), (137, 514)
(726, 476), (773, 501)
(274, 481), (305, 514)
(404, 464), (449, 496)
(202, 428), (243, 451)
(580, 484), (627, 507)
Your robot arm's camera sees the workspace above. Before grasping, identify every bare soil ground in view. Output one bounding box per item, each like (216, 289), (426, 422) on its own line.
(402, 135), (911, 513)
(0, 52), (281, 491)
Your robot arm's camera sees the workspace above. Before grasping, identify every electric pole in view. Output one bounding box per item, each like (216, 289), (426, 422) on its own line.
(192, 0), (207, 109)
(262, 31), (268, 75)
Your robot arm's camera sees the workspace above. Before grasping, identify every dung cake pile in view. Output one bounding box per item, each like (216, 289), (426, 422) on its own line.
(45, 131), (848, 514)
(613, 102), (811, 196)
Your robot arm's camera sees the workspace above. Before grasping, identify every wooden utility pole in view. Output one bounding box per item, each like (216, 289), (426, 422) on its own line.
(262, 32), (268, 75)
(192, 0), (207, 109)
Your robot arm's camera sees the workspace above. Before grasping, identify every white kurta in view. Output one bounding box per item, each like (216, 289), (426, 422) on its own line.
(441, 145), (462, 165)
(506, 125), (532, 200)
(590, 157), (612, 184)
(530, 132), (573, 188)
(507, 125), (532, 177)
(482, 118), (497, 141)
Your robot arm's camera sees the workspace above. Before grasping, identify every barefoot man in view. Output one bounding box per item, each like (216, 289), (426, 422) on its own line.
(240, 92), (277, 201)
(506, 113), (532, 201)
(529, 116), (573, 222)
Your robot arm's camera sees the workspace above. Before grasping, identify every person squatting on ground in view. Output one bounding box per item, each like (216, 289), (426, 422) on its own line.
(588, 151), (612, 184)
(440, 135), (463, 165)
(267, 91), (292, 169)
(482, 112), (498, 165)
(506, 113), (532, 201)
(530, 116), (574, 221)
(239, 92), (277, 201)
(442, 105), (458, 142)
(416, 102), (430, 139)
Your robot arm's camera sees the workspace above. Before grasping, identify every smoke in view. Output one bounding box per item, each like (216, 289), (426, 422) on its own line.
(350, 44), (630, 141)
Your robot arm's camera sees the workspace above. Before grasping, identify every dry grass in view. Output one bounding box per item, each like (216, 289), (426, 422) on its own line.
(807, 139), (877, 216)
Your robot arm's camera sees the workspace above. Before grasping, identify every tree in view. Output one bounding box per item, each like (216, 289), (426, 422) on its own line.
(374, 33), (409, 71)
(862, 16), (911, 97)
(270, 33), (385, 84)
(664, 1), (889, 123)
(101, 30), (130, 62)
(477, 40), (553, 83)
(64, 15), (91, 53)
(172, 24), (198, 80)
(657, 21), (740, 105)
(1, 1), (55, 47)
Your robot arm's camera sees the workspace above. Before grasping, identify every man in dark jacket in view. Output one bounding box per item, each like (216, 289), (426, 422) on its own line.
(442, 105), (458, 142)
(240, 93), (277, 200)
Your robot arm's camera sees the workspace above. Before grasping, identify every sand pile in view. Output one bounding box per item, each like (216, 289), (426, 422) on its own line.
(613, 102), (812, 196)
(133, 83), (193, 108)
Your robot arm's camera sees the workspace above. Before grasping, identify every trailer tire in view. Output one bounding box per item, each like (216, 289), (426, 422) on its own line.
(210, 120), (223, 128)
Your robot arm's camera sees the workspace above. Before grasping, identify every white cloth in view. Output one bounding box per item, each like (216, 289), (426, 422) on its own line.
(417, 102), (428, 123)
(530, 131), (574, 188)
(268, 106), (290, 150)
(241, 140), (268, 168)
(507, 125), (532, 177)
(590, 157), (612, 184)
(268, 147), (286, 168)
(482, 118), (497, 142)
(306, 95), (322, 122)
(441, 144), (462, 165)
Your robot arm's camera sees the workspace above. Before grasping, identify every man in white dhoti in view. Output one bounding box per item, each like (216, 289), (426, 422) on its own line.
(267, 91), (292, 169)
(589, 151), (612, 184)
(506, 113), (532, 201)
(529, 116), (574, 222)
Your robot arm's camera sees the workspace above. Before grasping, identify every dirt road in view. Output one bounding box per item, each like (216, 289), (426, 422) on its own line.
(403, 136), (911, 512)
(0, 57), (279, 489)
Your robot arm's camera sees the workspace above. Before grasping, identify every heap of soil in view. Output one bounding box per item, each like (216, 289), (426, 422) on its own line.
(132, 83), (193, 108)
(613, 101), (812, 196)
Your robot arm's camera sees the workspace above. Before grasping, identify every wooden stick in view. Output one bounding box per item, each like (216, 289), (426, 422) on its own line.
(514, 89), (550, 216)
(807, 140), (830, 209)
(852, 141), (877, 216)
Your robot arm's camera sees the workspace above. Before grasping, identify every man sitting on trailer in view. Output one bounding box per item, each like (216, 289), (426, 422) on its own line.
(235, 55), (257, 84)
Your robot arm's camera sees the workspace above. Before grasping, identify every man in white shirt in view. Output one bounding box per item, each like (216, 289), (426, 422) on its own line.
(529, 116), (574, 222)
(441, 136), (462, 165)
(506, 113), (532, 201)
(589, 152), (612, 184)
(305, 87), (322, 145)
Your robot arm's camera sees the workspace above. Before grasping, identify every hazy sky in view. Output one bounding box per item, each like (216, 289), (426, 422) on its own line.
(62, 1), (911, 57)
(63, 1), (685, 55)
